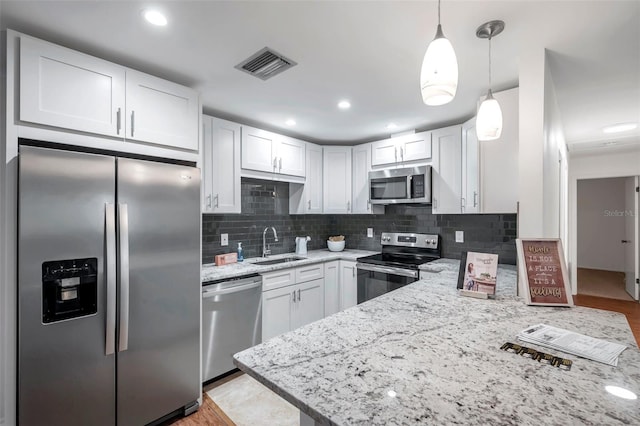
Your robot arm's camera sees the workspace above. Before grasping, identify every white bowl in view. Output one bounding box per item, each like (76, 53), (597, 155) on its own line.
(327, 240), (345, 252)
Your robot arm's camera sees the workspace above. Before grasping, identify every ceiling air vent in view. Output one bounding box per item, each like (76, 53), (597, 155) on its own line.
(235, 47), (297, 81)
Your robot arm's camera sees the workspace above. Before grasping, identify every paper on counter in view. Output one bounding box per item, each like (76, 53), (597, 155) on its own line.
(517, 323), (627, 366)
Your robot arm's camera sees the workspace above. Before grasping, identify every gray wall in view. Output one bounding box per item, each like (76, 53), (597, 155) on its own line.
(203, 178), (517, 265)
(577, 177), (627, 271)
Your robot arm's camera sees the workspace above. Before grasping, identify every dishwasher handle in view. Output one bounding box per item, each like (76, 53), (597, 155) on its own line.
(203, 280), (262, 298)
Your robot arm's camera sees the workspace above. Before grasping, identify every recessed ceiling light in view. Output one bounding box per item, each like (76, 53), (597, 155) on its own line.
(605, 386), (637, 400)
(338, 100), (351, 110)
(602, 123), (637, 134)
(285, 119), (296, 126)
(143, 9), (168, 26)
(386, 123), (398, 130)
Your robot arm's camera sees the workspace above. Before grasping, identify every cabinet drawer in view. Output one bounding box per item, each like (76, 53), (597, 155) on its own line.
(296, 264), (324, 283)
(261, 268), (296, 291)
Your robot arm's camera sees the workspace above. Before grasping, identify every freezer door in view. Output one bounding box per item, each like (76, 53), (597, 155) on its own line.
(18, 145), (116, 426)
(116, 158), (201, 425)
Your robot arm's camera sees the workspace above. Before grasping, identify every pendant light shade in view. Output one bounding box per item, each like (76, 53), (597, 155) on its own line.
(476, 90), (503, 140)
(475, 20), (505, 141)
(420, 1), (458, 106)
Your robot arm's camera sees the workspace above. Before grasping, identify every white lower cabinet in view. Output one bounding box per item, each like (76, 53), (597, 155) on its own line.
(291, 279), (325, 330)
(339, 260), (358, 310)
(261, 266), (325, 340)
(262, 286), (293, 341)
(324, 261), (340, 317)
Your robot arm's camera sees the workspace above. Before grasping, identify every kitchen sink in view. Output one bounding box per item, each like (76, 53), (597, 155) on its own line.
(252, 256), (306, 266)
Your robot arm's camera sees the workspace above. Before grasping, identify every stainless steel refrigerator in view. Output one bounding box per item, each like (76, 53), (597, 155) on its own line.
(18, 144), (201, 426)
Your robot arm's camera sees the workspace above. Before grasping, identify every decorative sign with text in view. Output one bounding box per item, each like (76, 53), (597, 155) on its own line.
(516, 239), (573, 307)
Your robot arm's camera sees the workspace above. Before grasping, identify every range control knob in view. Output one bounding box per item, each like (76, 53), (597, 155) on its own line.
(431, 239), (437, 244)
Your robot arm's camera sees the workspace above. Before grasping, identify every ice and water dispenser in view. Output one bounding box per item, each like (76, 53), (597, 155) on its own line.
(41, 258), (98, 323)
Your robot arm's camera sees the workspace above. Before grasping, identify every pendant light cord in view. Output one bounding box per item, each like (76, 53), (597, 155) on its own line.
(488, 36), (492, 89)
(438, 0), (441, 25)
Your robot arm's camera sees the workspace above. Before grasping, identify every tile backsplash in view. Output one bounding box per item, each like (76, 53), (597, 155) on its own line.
(202, 178), (517, 266)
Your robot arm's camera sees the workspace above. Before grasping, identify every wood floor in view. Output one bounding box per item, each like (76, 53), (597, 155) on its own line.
(574, 294), (640, 346)
(166, 297), (640, 426)
(162, 393), (235, 426)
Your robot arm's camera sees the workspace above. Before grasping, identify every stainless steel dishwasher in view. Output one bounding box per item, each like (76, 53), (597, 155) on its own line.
(202, 273), (262, 382)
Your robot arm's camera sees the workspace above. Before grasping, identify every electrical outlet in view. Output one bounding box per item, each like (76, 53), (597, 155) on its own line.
(455, 231), (464, 243)
(367, 228), (374, 238)
(221, 233), (228, 246)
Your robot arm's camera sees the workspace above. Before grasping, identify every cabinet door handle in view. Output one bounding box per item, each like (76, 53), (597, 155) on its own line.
(130, 111), (135, 137)
(279, 157), (282, 171)
(207, 194), (212, 208)
(433, 197), (437, 209)
(116, 108), (121, 135)
(367, 199), (371, 211)
(394, 146), (398, 162)
(352, 266), (355, 277)
(473, 191), (478, 207)
(347, 201), (351, 212)
(215, 194), (219, 208)
(292, 290), (296, 302)
(400, 146), (404, 161)
(461, 197), (466, 213)
(298, 289), (301, 301)
(273, 157), (278, 170)
(308, 200), (311, 210)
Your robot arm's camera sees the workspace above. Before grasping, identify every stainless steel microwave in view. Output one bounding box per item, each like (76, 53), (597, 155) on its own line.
(369, 165), (431, 204)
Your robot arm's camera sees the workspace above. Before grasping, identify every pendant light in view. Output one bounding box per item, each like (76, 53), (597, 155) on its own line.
(420, 0), (458, 106)
(476, 20), (505, 141)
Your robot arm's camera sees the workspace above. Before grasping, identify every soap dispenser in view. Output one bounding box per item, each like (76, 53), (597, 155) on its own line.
(237, 242), (244, 262)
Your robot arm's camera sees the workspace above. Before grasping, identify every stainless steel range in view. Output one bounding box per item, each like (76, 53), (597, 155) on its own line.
(356, 232), (441, 303)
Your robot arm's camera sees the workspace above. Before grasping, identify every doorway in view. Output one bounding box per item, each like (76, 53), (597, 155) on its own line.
(576, 177), (639, 301)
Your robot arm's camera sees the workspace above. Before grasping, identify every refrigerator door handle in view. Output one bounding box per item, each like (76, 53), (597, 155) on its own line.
(105, 203), (117, 355)
(118, 203), (130, 352)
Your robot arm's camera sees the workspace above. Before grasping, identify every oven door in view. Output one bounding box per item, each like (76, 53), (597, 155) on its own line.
(356, 263), (419, 304)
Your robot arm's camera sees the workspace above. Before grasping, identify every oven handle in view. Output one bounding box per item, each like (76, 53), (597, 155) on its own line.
(356, 263), (418, 278)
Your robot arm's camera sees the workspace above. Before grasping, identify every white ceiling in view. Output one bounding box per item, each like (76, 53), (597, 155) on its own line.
(1, 1), (638, 147)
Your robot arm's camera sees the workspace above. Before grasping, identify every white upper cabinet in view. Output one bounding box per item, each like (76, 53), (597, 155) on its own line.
(19, 34), (199, 153)
(461, 118), (479, 214)
(352, 143), (372, 214)
(305, 143), (323, 213)
(371, 139), (399, 166)
(323, 147), (352, 213)
(479, 87), (519, 213)
(20, 36), (125, 138)
(241, 125), (305, 178)
(125, 69), (199, 151)
(371, 131), (432, 166)
(432, 125), (462, 214)
(289, 142), (323, 214)
(241, 125), (276, 173)
(202, 116), (241, 213)
(277, 136), (306, 177)
(399, 132), (432, 163)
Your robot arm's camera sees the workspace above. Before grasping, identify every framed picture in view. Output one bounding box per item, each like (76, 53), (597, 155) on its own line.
(516, 238), (573, 307)
(457, 251), (499, 296)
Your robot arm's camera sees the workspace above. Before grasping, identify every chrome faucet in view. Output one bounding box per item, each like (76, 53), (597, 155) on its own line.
(262, 227), (279, 257)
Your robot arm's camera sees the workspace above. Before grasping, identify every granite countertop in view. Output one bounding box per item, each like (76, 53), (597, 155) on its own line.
(234, 259), (640, 425)
(202, 249), (378, 283)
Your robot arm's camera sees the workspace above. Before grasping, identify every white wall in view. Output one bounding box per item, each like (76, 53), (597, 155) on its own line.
(542, 56), (567, 240)
(577, 178), (627, 271)
(517, 47), (545, 238)
(568, 146), (640, 293)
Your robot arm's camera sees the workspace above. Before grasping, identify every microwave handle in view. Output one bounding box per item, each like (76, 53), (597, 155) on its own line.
(407, 176), (412, 200)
